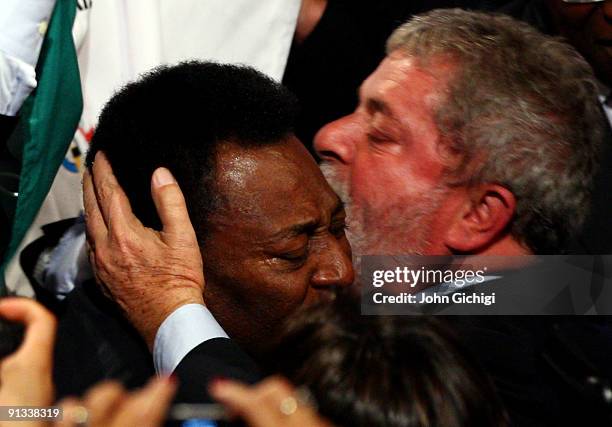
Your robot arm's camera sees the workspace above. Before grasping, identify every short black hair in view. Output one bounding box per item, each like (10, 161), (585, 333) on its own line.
(86, 61), (298, 241)
(272, 296), (508, 427)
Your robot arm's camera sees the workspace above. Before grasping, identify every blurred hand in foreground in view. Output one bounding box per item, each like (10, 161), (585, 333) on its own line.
(0, 298), (56, 427)
(57, 377), (176, 427)
(209, 376), (334, 427)
(0, 298), (177, 427)
(83, 151), (205, 349)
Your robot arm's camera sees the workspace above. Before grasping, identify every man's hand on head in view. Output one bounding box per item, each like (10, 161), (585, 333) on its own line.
(83, 151), (205, 350)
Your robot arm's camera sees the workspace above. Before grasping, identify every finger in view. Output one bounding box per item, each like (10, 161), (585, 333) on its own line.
(83, 170), (107, 248)
(0, 298), (56, 364)
(91, 152), (138, 233)
(86, 245), (106, 292)
(90, 151), (118, 226)
(111, 376), (177, 427)
(82, 381), (125, 426)
(91, 151), (143, 241)
(57, 398), (88, 427)
(257, 376), (295, 400)
(208, 379), (280, 427)
(248, 378), (331, 427)
(150, 167), (198, 246)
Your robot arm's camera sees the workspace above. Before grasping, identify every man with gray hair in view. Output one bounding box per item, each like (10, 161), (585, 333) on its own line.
(315, 8), (606, 258)
(313, 10), (612, 425)
(85, 8), (612, 426)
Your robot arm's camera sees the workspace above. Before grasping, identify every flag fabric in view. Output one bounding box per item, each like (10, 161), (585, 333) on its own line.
(0, 0), (82, 296)
(3, 0), (299, 295)
(54, 0), (301, 189)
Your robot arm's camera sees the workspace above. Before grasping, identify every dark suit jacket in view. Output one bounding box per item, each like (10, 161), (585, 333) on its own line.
(439, 259), (612, 426)
(53, 280), (261, 402)
(362, 257), (612, 425)
(173, 338), (262, 403)
(451, 315), (612, 426)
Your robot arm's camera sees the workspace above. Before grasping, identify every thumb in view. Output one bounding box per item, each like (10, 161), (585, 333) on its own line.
(150, 167), (198, 246)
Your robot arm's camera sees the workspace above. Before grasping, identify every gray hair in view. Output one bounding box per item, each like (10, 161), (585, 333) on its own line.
(387, 8), (606, 253)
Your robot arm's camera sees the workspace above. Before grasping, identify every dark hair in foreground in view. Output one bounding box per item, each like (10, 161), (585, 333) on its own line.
(86, 61), (298, 242)
(274, 296), (508, 427)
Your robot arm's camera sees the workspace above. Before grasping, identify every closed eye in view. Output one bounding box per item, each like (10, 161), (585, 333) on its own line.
(367, 133), (389, 143)
(330, 220), (349, 239)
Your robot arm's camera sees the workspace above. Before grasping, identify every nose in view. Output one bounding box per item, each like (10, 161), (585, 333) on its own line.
(311, 237), (355, 291)
(314, 114), (358, 165)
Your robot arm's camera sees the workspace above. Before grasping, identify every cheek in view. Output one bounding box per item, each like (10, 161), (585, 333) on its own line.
(351, 154), (427, 210)
(242, 267), (313, 317)
(205, 256), (284, 305)
(350, 152), (388, 205)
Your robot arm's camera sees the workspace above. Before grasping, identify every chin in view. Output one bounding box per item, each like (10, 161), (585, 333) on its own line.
(239, 327), (280, 360)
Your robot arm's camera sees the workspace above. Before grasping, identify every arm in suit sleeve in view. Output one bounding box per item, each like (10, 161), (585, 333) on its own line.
(153, 304), (262, 403)
(173, 337), (263, 403)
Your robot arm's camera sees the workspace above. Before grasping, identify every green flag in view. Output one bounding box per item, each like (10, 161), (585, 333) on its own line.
(0, 0), (83, 295)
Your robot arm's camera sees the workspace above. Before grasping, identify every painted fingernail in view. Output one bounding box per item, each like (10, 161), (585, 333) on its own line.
(153, 167), (176, 187)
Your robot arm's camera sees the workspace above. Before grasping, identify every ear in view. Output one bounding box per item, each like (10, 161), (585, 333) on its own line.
(445, 184), (516, 253)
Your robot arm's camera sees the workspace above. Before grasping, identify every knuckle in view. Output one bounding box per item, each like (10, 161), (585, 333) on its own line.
(100, 174), (118, 194)
(113, 234), (134, 254)
(158, 182), (182, 201)
(93, 247), (110, 271)
(268, 376), (293, 392)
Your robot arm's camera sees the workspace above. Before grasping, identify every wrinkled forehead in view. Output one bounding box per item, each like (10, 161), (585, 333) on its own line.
(362, 52), (456, 105)
(212, 138), (339, 231)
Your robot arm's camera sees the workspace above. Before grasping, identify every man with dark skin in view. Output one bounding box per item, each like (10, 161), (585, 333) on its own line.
(55, 62), (353, 399)
(195, 139), (352, 353)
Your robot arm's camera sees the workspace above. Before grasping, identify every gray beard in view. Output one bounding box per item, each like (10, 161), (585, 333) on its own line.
(320, 162), (446, 265)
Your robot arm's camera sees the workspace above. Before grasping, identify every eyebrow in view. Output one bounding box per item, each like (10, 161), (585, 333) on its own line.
(271, 198), (346, 240)
(357, 86), (396, 120)
(272, 220), (318, 241)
